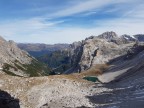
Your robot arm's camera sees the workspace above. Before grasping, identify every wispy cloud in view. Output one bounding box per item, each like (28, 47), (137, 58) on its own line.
(49, 0), (113, 17)
(0, 18), (64, 39)
(123, 4), (144, 19)
(48, 0), (136, 18)
(0, 0), (144, 43)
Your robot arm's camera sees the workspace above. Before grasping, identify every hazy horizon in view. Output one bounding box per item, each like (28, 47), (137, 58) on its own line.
(0, 0), (144, 44)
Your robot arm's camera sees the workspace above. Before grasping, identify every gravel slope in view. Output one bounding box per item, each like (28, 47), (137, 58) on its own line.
(0, 73), (111, 108)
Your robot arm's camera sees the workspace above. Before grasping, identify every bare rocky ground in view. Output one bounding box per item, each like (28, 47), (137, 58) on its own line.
(0, 72), (112, 108)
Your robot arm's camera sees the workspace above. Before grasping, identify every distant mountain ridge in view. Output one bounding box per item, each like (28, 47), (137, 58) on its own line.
(17, 31), (144, 74)
(18, 43), (69, 57)
(97, 31), (118, 39)
(18, 43), (69, 51)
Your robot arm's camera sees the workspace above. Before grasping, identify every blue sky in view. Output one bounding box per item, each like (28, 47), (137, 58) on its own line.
(0, 0), (144, 44)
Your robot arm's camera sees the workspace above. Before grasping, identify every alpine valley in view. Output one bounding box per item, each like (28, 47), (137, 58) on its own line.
(1, 31), (144, 108)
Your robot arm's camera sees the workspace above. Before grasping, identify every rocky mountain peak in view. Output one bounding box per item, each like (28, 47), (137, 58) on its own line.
(97, 31), (118, 40)
(69, 41), (82, 49)
(65, 31), (137, 73)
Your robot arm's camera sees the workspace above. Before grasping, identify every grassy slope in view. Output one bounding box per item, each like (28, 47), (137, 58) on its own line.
(2, 60), (51, 77)
(72, 64), (109, 79)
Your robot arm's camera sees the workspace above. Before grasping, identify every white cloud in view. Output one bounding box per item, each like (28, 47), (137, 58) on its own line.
(0, 18), (64, 40)
(1, 10), (144, 44)
(0, 0), (144, 44)
(4, 18), (144, 44)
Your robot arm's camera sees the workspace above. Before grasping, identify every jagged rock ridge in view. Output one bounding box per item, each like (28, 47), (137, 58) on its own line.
(66, 31), (136, 73)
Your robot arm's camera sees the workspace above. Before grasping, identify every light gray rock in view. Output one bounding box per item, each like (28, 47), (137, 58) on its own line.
(66, 32), (135, 73)
(0, 36), (33, 76)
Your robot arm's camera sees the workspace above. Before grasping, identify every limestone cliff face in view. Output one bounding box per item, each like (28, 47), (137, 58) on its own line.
(0, 36), (48, 76)
(69, 42), (83, 68)
(79, 39), (126, 71)
(0, 38), (32, 65)
(66, 32), (135, 73)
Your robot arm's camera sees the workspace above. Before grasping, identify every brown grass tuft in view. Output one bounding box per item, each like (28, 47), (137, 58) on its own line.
(74, 64), (109, 78)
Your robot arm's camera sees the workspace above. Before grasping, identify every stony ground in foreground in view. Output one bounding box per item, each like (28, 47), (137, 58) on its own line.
(0, 72), (111, 108)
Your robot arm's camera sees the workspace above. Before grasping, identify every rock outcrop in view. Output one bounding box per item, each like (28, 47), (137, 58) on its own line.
(65, 41), (83, 73)
(98, 42), (144, 83)
(0, 90), (20, 108)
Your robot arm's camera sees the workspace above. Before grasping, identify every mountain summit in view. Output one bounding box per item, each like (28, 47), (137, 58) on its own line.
(97, 31), (118, 39)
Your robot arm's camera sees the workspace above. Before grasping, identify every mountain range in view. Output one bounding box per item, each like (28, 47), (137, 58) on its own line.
(17, 43), (69, 57)
(0, 31), (144, 108)
(18, 32), (144, 74)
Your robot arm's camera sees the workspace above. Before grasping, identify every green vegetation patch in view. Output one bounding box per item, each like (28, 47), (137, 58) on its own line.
(3, 63), (17, 71)
(38, 50), (71, 74)
(3, 70), (18, 76)
(14, 63), (25, 71)
(3, 63), (20, 76)
(2, 60), (51, 77)
(22, 60), (51, 77)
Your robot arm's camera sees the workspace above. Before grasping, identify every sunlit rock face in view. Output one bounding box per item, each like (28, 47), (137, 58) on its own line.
(66, 31), (135, 73)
